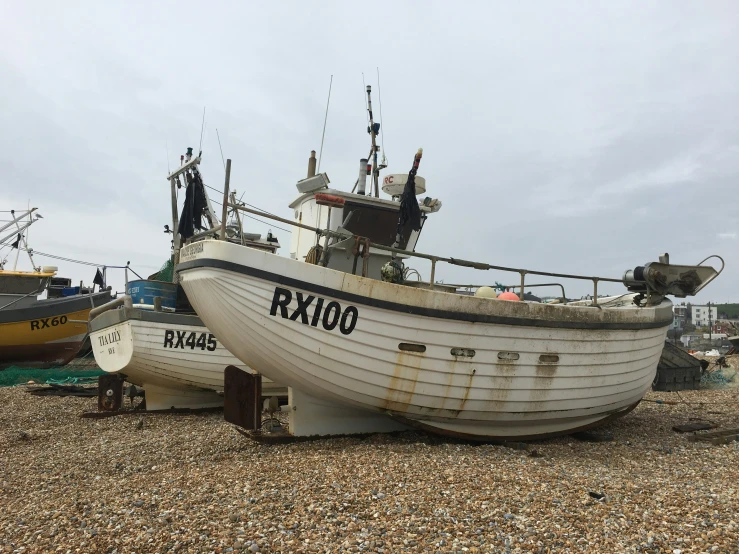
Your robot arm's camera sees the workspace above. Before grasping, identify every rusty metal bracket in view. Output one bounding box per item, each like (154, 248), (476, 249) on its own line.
(224, 365), (262, 431)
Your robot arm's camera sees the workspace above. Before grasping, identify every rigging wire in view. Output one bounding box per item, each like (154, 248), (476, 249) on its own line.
(198, 107), (206, 152)
(15, 247), (148, 271)
(202, 183), (285, 221)
(317, 75), (333, 173)
(376, 67), (386, 160)
(207, 197), (292, 234)
(216, 128), (227, 171)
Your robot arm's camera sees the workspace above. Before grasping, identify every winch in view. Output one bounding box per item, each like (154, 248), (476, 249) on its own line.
(622, 253), (723, 298)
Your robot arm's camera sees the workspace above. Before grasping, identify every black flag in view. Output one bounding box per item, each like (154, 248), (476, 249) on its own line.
(10, 234), (21, 249)
(93, 268), (105, 287)
(397, 149), (423, 233)
(177, 170), (208, 240)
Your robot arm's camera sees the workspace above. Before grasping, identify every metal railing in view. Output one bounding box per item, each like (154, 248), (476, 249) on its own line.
(223, 202), (623, 305)
(89, 295), (132, 322)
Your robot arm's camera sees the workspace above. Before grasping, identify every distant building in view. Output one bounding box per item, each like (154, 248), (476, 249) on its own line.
(680, 334), (702, 348)
(692, 305), (717, 327)
(671, 304), (688, 330)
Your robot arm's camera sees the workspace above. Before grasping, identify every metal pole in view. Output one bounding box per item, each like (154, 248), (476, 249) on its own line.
(318, 207), (332, 266)
(429, 259), (437, 290)
(593, 279), (599, 306)
(519, 272), (526, 300)
(366, 86), (380, 197)
(220, 159), (231, 241)
(307, 150), (317, 178)
(169, 177), (180, 253)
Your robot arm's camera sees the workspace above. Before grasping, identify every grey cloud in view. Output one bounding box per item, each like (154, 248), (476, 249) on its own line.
(0, 1), (736, 301)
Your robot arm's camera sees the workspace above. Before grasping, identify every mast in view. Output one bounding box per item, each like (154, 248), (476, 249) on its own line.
(366, 85), (380, 197)
(0, 208), (35, 236)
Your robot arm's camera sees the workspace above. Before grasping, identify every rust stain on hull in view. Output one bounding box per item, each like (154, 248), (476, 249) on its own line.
(531, 354), (559, 401)
(458, 370), (476, 413)
(384, 351), (422, 412)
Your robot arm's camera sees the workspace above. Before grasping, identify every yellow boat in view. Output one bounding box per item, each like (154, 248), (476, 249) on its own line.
(0, 268), (112, 369)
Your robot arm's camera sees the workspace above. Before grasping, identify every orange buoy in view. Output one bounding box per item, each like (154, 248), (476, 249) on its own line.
(497, 291), (521, 301)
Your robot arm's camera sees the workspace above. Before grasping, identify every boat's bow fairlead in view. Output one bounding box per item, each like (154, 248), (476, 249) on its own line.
(622, 253), (724, 299)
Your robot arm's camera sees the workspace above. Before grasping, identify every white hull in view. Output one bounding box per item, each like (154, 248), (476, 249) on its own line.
(178, 240), (673, 439)
(90, 308), (285, 410)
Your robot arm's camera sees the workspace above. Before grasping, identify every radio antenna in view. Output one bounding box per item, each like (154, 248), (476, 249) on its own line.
(166, 140), (171, 174)
(377, 67), (387, 168)
(216, 128), (226, 171)
(198, 106), (206, 153)
(317, 75), (333, 173)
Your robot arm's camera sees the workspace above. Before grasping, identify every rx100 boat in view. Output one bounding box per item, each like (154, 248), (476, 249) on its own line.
(178, 88), (724, 440)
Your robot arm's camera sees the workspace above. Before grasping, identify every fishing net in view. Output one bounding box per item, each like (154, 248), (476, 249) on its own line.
(0, 365), (104, 387)
(152, 258), (175, 283)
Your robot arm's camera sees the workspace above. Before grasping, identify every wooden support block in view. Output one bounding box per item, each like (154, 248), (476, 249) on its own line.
(98, 374), (124, 412)
(224, 366), (262, 431)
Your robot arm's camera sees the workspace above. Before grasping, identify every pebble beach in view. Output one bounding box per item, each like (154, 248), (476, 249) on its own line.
(1, 386), (738, 554)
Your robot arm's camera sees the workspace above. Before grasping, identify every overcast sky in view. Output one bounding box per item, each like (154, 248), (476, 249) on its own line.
(1, 1), (737, 303)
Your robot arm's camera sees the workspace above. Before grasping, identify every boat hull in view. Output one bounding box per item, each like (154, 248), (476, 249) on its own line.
(89, 308), (284, 410)
(178, 240), (673, 440)
(0, 292), (112, 370)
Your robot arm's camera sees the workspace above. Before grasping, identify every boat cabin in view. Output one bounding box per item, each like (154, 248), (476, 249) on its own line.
(0, 268), (57, 310)
(288, 173), (441, 280)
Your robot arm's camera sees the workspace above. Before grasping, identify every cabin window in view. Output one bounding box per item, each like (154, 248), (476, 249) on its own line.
(342, 201), (414, 248)
(497, 352), (520, 361)
(399, 343), (426, 353)
(539, 354), (559, 363)
(451, 348), (475, 358)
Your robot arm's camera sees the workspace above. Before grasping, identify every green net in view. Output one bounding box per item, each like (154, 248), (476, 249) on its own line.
(152, 258), (175, 283)
(0, 365), (104, 387)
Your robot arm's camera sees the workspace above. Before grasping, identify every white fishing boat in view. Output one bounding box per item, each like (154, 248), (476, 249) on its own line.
(177, 89), (723, 439)
(89, 305), (283, 410)
(177, 237), (721, 439)
(89, 148), (285, 410)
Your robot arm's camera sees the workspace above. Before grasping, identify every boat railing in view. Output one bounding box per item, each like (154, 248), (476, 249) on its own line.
(218, 158), (721, 304)
(89, 295), (133, 322)
(223, 202), (621, 305)
(479, 282), (569, 303)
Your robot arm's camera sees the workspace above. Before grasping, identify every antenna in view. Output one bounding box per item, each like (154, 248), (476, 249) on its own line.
(216, 128), (226, 171)
(377, 67), (387, 168)
(166, 140), (171, 174)
(317, 75), (333, 173)
(198, 106), (206, 153)
(362, 73), (369, 122)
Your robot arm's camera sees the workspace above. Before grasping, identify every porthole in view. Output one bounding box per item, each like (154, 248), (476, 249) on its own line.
(399, 343), (426, 353)
(451, 348), (475, 358)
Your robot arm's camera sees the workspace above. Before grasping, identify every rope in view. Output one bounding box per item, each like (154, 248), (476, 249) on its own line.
(17, 249), (109, 267)
(304, 245), (322, 265)
(203, 183), (285, 220)
(207, 196), (292, 234)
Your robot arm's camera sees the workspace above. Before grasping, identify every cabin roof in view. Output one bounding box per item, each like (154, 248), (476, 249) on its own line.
(289, 188), (436, 213)
(0, 270), (55, 278)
